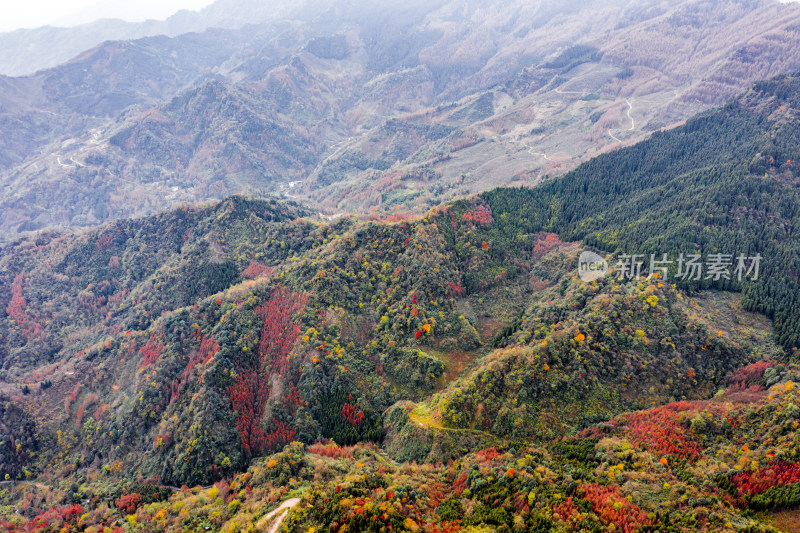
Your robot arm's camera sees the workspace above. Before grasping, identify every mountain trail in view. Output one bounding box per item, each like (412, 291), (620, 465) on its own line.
(259, 498), (300, 533)
(0, 480), (57, 492)
(53, 154), (76, 169)
(608, 99), (635, 143)
(626, 98), (635, 130)
(504, 135), (551, 160)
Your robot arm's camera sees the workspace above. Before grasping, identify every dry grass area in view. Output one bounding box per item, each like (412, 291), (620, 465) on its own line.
(408, 402), (442, 430)
(760, 509), (800, 533)
(429, 348), (476, 388)
(678, 290), (782, 359)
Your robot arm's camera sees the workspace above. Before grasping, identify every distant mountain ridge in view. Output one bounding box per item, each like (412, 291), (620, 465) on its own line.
(0, 0), (329, 76)
(1, 0), (800, 239)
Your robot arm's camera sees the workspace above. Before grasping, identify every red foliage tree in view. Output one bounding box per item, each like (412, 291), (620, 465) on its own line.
(341, 402), (365, 426)
(6, 274), (42, 342)
(115, 493), (142, 514)
(139, 333), (165, 368)
(153, 433), (171, 451)
(255, 286), (308, 372)
(283, 384), (304, 416)
(308, 441), (355, 459)
(461, 205), (494, 226)
(170, 333), (219, 403)
(93, 403), (108, 420)
(108, 288), (129, 308)
(169, 379), (181, 403)
(476, 447), (503, 462)
(227, 369), (270, 458)
(453, 472), (468, 494)
(447, 281), (465, 297)
(184, 334), (217, 377)
(95, 233), (114, 250)
(554, 496), (579, 523)
(22, 504), (83, 532)
(64, 383), (82, 415)
(731, 462), (800, 496)
(241, 262), (274, 280)
(626, 402), (701, 461)
(533, 233), (563, 258)
(227, 371), (297, 458)
(728, 361), (777, 391)
(581, 484), (652, 533)
(227, 286), (305, 457)
(263, 420), (296, 450)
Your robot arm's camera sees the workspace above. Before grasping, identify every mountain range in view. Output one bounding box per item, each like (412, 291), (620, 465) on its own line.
(1, 64), (799, 530)
(2, 1), (800, 531)
(0, 0), (327, 77)
(1, 0), (800, 238)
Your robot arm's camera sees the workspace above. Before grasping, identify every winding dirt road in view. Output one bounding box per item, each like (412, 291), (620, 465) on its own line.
(608, 98), (634, 143)
(259, 497), (300, 533)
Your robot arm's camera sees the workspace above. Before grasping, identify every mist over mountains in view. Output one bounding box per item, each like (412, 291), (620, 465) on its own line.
(0, 0), (326, 76)
(1, 0), (799, 239)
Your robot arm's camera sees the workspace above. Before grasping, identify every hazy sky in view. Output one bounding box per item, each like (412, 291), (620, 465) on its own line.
(0, 0), (216, 32)
(3, 0), (800, 33)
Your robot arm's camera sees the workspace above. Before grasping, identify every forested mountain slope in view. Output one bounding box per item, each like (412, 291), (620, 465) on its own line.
(479, 73), (800, 351)
(1, 72), (800, 531)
